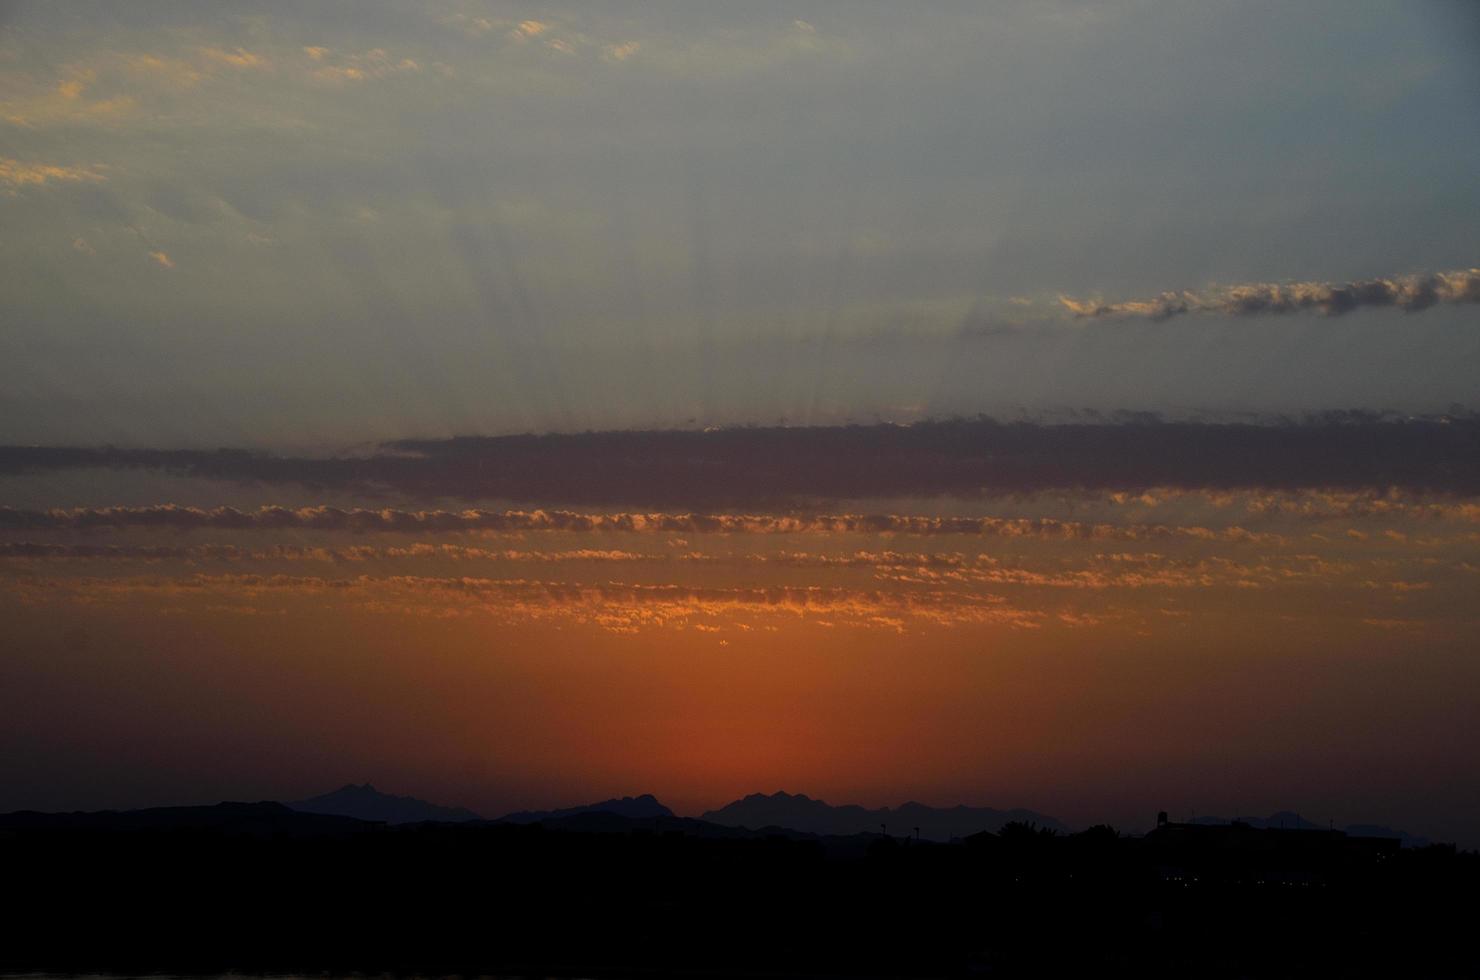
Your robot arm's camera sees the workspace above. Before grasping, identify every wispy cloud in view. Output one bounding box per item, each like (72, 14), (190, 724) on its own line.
(1104, 488), (1480, 524)
(0, 157), (106, 190)
(7, 572), (1047, 633)
(510, 20), (552, 40)
(198, 47), (270, 70)
(0, 541), (659, 564)
(1061, 268), (1480, 321)
(310, 48), (420, 83)
(0, 67), (136, 127)
(0, 503), (1283, 544)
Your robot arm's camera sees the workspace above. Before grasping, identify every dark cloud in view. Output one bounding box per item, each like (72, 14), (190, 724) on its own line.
(0, 503), (1282, 544)
(0, 540), (657, 564)
(3, 416), (1478, 507)
(1061, 268), (1480, 321)
(0, 541), (226, 560)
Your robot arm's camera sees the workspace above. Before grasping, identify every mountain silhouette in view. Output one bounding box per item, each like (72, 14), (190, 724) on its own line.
(289, 783), (482, 824)
(496, 792), (674, 824)
(701, 791), (1067, 840)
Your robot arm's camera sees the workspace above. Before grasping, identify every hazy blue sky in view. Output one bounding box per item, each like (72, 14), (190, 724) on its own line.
(3, 0), (1478, 446)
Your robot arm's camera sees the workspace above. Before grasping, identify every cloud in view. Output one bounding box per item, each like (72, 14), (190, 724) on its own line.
(17, 549), (1455, 633)
(0, 503), (1284, 544)
(2, 416), (1477, 505)
(122, 53), (205, 88)
(311, 48), (420, 83)
(0, 157), (106, 190)
(0, 66), (135, 127)
(199, 47), (269, 70)
(0, 541), (659, 564)
(602, 41), (641, 62)
(510, 20), (552, 41)
(1061, 268), (1480, 321)
(6, 571), (1046, 633)
(6, 534), (1459, 628)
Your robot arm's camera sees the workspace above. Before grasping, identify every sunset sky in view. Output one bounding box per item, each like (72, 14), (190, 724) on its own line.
(2, 2), (1478, 845)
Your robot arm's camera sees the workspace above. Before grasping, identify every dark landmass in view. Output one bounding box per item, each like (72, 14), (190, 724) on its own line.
(703, 790), (1067, 841)
(1189, 810), (1433, 848)
(495, 792), (674, 824)
(0, 800), (373, 836)
(2, 414), (1478, 507)
(2, 803), (1474, 977)
(1345, 823), (1434, 849)
(289, 782), (483, 824)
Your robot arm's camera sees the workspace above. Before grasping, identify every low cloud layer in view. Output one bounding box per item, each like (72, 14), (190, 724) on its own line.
(3, 416), (1478, 506)
(0, 541), (657, 564)
(1061, 269), (1480, 322)
(0, 504), (1284, 544)
(6, 571), (1046, 633)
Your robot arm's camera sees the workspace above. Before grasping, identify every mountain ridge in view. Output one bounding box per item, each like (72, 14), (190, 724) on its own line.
(289, 783), (483, 824)
(495, 792), (674, 824)
(701, 791), (1069, 841)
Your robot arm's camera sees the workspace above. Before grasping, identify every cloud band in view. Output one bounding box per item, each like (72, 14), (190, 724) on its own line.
(1061, 268), (1480, 321)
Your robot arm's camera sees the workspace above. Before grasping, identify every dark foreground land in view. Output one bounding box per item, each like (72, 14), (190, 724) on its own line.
(3, 803), (1476, 978)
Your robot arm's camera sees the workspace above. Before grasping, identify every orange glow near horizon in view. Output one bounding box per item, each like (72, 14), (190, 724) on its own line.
(4, 484), (1478, 840)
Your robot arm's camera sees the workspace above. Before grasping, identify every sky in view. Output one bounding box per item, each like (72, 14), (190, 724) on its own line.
(2, 0), (1479, 444)
(2, 2), (1479, 844)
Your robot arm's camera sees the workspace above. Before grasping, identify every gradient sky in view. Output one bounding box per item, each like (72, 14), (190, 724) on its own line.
(3, 0), (1479, 445)
(2, 2), (1479, 846)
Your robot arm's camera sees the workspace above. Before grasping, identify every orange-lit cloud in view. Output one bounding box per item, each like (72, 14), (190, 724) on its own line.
(0, 541), (657, 564)
(0, 157), (106, 190)
(1096, 488), (1480, 527)
(311, 48), (420, 82)
(6, 539), (1461, 596)
(603, 42), (641, 62)
(0, 67), (135, 126)
(0, 503), (1290, 544)
(511, 20), (552, 40)
(7, 571), (1049, 633)
(199, 47), (270, 70)
(122, 53), (205, 87)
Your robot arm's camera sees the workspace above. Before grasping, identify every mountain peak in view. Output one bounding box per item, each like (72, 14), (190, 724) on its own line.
(495, 793), (675, 824)
(748, 790), (811, 803)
